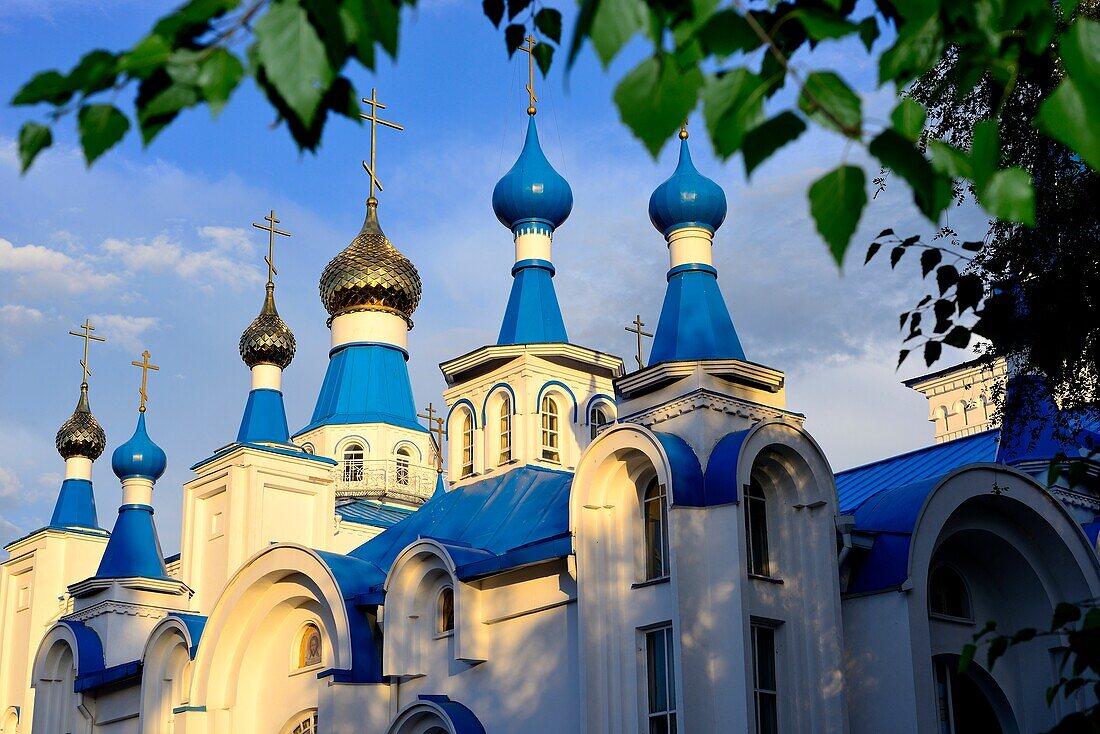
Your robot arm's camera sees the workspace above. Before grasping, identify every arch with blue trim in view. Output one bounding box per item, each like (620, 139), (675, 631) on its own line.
(386, 695), (486, 734)
(337, 435), (371, 457)
(392, 440), (423, 463)
(445, 399), (478, 439)
(535, 380), (578, 422)
(584, 393), (616, 423)
(480, 382), (517, 425)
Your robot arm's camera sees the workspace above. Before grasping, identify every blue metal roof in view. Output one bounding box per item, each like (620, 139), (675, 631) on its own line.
(168, 612), (208, 658)
(649, 264), (745, 364)
(190, 441), (335, 472)
(835, 430), (1000, 515)
(237, 388), (292, 445)
(297, 342), (427, 436)
(112, 412), (167, 481)
(336, 499), (414, 529)
(349, 465), (573, 579)
(95, 503), (171, 580)
(49, 478), (101, 531)
(492, 116), (573, 233)
(648, 137), (727, 236)
(497, 259), (569, 345)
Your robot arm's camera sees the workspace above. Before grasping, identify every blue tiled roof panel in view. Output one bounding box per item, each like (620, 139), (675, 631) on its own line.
(835, 430), (999, 514)
(336, 500), (414, 528)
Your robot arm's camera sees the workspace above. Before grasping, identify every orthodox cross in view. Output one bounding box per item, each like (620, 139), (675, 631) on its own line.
(252, 209), (291, 286)
(625, 314), (653, 370)
(519, 35), (538, 115)
(360, 88), (404, 203)
(418, 402), (446, 472)
(68, 318), (105, 386)
(130, 350), (160, 413)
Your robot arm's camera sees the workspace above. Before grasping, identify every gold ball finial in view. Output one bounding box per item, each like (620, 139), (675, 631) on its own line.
(527, 106), (537, 116)
(367, 195), (379, 207)
(679, 125), (689, 140)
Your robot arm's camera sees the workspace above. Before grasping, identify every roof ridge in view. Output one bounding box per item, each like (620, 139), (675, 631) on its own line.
(835, 428), (1000, 477)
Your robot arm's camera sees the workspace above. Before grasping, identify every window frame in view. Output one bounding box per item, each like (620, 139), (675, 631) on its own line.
(459, 411), (474, 478)
(928, 563), (974, 623)
(436, 586), (455, 636)
(589, 402), (611, 441)
(342, 443), (365, 483)
(498, 394), (512, 465)
(644, 624), (678, 734)
(745, 480), (772, 578)
(750, 622), (779, 734)
(643, 478), (671, 581)
(540, 395), (561, 463)
(395, 446), (411, 486)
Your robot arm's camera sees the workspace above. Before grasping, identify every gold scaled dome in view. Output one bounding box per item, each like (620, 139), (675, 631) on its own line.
(240, 284), (296, 369)
(56, 385), (107, 460)
(319, 201), (421, 327)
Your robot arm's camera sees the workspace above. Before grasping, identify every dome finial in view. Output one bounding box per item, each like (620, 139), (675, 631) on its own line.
(492, 116), (573, 233)
(679, 120), (689, 140)
(519, 35), (539, 116)
(359, 87), (405, 204)
(130, 349), (159, 413)
(57, 319), (107, 461)
(242, 208), (296, 369)
(648, 131), (727, 237)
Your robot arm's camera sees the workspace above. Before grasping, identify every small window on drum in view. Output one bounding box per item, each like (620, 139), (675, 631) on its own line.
(929, 564), (973, 620)
(396, 447), (411, 486)
(437, 586), (455, 633)
(342, 443), (364, 482)
(540, 396), (560, 463)
(460, 412), (474, 478)
(498, 394), (513, 465)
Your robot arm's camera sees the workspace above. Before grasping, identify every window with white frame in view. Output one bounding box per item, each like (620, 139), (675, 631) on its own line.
(589, 403), (610, 440)
(751, 623), (778, 734)
(342, 443), (364, 482)
(540, 395), (560, 462)
(644, 478), (670, 580)
(498, 394), (512, 465)
(645, 625), (678, 734)
(745, 480), (771, 577)
(395, 447), (411, 486)
(437, 586), (455, 633)
(460, 412), (474, 478)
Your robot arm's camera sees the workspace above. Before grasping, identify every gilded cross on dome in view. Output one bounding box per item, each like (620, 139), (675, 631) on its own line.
(360, 87), (404, 204)
(68, 318), (105, 386)
(131, 350), (160, 413)
(419, 402), (446, 473)
(625, 314), (653, 370)
(252, 209), (291, 286)
(518, 34), (539, 115)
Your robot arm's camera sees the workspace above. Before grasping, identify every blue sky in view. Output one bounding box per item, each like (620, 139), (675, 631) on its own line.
(0, 0), (988, 550)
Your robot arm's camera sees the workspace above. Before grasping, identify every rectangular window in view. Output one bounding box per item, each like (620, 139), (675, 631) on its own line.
(499, 411), (512, 465)
(745, 482), (771, 577)
(541, 407), (560, 462)
(646, 625), (678, 734)
(751, 624), (778, 734)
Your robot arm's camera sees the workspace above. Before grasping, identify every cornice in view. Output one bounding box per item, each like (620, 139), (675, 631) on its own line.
(621, 388), (803, 428)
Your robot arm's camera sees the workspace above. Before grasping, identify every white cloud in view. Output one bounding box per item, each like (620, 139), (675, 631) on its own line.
(0, 465), (22, 499)
(102, 232), (264, 288)
(198, 226), (255, 256)
(89, 313), (159, 352)
(0, 237), (121, 294)
(0, 304), (43, 325)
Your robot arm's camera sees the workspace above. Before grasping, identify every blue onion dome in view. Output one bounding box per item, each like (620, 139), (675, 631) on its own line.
(319, 201), (422, 328)
(648, 134), (727, 237)
(111, 412), (167, 481)
(55, 384), (106, 460)
(240, 284), (296, 369)
(492, 116), (573, 232)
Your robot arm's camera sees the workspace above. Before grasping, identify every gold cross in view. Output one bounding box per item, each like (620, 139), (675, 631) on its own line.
(418, 402), (446, 472)
(359, 88), (404, 203)
(625, 314), (653, 370)
(130, 350), (160, 413)
(519, 35), (538, 116)
(252, 209), (291, 285)
(68, 318), (105, 386)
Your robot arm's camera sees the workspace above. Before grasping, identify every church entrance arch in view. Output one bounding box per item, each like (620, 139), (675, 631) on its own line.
(933, 654), (1017, 734)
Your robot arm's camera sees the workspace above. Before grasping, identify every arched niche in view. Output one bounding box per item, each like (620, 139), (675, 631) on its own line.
(140, 618), (195, 734)
(386, 698), (485, 734)
(30, 628), (83, 734)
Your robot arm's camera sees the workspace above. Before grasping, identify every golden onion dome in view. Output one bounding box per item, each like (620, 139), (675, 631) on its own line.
(55, 384), (107, 460)
(318, 201), (421, 327)
(240, 284), (296, 369)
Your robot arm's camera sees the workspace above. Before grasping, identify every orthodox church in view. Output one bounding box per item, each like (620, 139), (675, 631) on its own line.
(2, 75), (1100, 734)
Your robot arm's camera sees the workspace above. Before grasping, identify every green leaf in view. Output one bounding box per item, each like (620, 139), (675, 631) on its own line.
(482, 0), (504, 27)
(254, 0), (335, 129)
(987, 635), (1009, 670)
(879, 14), (943, 85)
(891, 98), (926, 142)
(703, 68), (766, 158)
(11, 70), (74, 106)
(615, 56), (703, 157)
(533, 43), (554, 77)
(1054, 602), (1083, 629)
(507, 0), (531, 20)
(17, 122), (52, 173)
(77, 104), (130, 165)
(139, 81), (199, 127)
(944, 325), (970, 349)
(808, 165), (867, 266)
(857, 17), (879, 52)
(589, 0), (647, 66)
(920, 247), (940, 276)
(959, 643), (976, 672)
(1036, 77), (1100, 171)
(197, 48), (244, 116)
(534, 8), (563, 43)
(742, 111), (806, 177)
(869, 129), (952, 220)
(795, 9), (858, 42)
(970, 120), (1000, 187)
(153, 0), (240, 42)
(979, 168), (1035, 226)
(69, 50), (119, 95)
(923, 339), (942, 366)
(798, 72), (860, 137)
(342, 0), (399, 60)
(1061, 19), (1100, 94)
(119, 35), (172, 79)
(928, 141), (974, 179)
(505, 23), (526, 56)
(694, 9), (762, 57)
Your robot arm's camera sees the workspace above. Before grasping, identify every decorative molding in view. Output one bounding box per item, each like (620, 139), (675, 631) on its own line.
(621, 388), (802, 428)
(1051, 487), (1100, 512)
(64, 599), (179, 623)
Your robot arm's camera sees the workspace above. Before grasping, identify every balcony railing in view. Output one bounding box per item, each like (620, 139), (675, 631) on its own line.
(335, 459), (439, 503)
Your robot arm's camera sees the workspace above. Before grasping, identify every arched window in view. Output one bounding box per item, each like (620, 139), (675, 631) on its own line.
(297, 623), (323, 668)
(281, 710), (318, 734)
(396, 447), (411, 486)
(437, 586), (455, 633)
(460, 412), (474, 478)
(745, 480), (771, 577)
(589, 403), (610, 441)
(643, 478), (670, 580)
(342, 443), (364, 483)
(929, 565), (973, 620)
(498, 395), (512, 465)
(540, 396), (560, 463)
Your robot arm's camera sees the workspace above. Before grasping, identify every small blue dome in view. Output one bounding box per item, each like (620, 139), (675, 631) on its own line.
(492, 117), (573, 232)
(648, 138), (727, 236)
(111, 412), (167, 481)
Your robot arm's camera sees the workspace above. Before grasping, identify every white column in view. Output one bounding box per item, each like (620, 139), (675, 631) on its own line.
(250, 363), (283, 391)
(64, 456), (92, 481)
(121, 477), (154, 505)
(666, 226), (714, 268)
(514, 230), (552, 263)
(330, 311), (409, 350)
